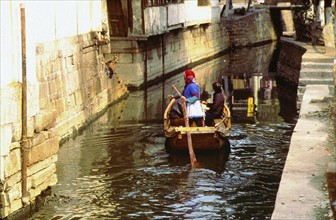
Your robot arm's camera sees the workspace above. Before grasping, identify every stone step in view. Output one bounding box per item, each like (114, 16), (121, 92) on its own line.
(298, 78), (334, 86)
(302, 56), (335, 63)
(301, 62), (334, 69)
(300, 69), (334, 78)
(297, 86), (305, 107)
(297, 86), (306, 93)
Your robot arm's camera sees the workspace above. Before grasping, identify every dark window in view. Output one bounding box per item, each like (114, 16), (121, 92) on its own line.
(198, 0), (210, 6)
(143, 0), (184, 7)
(107, 0), (133, 37)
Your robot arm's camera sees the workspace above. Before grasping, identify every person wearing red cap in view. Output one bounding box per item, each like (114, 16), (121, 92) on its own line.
(169, 70), (204, 127)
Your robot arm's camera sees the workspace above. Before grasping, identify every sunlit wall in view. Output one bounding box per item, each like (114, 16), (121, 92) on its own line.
(0, 0), (104, 180)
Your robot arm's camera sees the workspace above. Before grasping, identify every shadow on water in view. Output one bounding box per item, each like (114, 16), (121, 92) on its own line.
(27, 42), (298, 220)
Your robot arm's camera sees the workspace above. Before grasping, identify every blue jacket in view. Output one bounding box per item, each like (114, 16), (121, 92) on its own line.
(174, 82), (200, 104)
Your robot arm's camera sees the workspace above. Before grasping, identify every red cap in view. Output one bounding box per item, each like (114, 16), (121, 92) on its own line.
(184, 70), (195, 80)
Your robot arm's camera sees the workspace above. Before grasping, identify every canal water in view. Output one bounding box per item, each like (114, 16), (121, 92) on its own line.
(28, 43), (298, 219)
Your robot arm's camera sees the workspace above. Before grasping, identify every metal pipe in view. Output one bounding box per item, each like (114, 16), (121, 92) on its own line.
(20, 3), (29, 198)
(141, 0), (145, 34)
(144, 41), (148, 120)
(161, 35), (165, 121)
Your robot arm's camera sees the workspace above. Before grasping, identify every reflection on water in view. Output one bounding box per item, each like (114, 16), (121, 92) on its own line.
(28, 122), (294, 219)
(28, 43), (298, 219)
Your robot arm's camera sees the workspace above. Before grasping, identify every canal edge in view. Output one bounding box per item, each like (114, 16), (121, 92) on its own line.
(272, 70), (335, 219)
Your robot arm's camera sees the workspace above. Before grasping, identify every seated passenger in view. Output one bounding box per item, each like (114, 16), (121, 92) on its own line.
(202, 82), (225, 126)
(169, 99), (185, 126)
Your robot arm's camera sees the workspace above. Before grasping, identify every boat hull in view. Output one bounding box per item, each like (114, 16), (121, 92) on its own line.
(165, 132), (229, 152)
(164, 99), (231, 153)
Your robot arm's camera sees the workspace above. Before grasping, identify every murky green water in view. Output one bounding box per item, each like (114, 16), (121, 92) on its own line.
(27, 43), (298, 220)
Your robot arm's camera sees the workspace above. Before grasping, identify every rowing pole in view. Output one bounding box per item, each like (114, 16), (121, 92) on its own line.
(172, 85), (198, 168)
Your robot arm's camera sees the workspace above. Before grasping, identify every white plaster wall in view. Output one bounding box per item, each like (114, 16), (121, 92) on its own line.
(184, 0), (211, 26)
(144, 6), (168, 36)
(143, 1), (220, 35)
(0, 1), (22, 87)
(167, 3), (185, 26)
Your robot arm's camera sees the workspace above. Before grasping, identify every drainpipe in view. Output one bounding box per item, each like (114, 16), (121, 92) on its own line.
(141, 0), (145, 34)
(161, 35), (165, 120)
(20, 3), (29, 200)
(144, 41), (148, 120)
(141, 0), (147, 120)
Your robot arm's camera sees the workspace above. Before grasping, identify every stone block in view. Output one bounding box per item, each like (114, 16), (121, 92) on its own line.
(4, 148), (21, 178)
(29, 163), (56, 189)
(55, 98), (65, 114)
(3, 172), (21, 192)
(10, 142), (20, 151)
(28, 136), (59, 166)
(45, 99), (55, 111)
(39, 97), (49, 110)
(7, 182), (21, 203)
(0, 83), (21, 125)
(0, 124), (12, 157)
(48, 128), (58, 139)
(0, 206), (10, 219)
(7, 198), (23, 218)
(0, 192), (7, 208)
(55, 75), (63, 93)
(27, 117), (35, 138)
(28, 174), (57, 200)
(27, 155), (57, 177)
(119, 53), (133, 64)
(48, 80), (57, 96)
(33, 110), (57, 133)
(110, 40), (134, 50)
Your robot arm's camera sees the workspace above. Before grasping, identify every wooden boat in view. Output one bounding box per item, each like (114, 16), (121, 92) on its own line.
(164, 99), (231, 152)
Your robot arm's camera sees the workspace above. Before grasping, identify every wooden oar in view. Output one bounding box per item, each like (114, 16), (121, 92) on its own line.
(172, 85), (198, 168)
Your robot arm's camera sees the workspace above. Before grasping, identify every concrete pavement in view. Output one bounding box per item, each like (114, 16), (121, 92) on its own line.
(272, 40), (335, 219)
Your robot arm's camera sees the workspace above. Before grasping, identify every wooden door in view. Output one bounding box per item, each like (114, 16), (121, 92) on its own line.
(107, 0), (127, 37)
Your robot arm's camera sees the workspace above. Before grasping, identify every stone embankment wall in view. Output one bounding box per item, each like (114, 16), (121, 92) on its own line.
(35, 33), (128, 142)
(0, 33), (128, 218)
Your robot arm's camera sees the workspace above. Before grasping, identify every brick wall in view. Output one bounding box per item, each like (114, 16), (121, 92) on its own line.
(276, 40), (306, 85)
(223, 9), (277, 48)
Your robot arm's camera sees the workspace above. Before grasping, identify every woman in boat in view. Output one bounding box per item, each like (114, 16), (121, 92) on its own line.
(168, 70), (204, 127)
(202, 82), (225, 126)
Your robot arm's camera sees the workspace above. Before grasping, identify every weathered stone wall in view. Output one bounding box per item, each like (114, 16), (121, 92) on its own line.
(35, 33), (128, 140)
(0, 86), (60, 218)
(0, 33), (128, 218)
(222, 9), (277, 48)
(276, 39), (307, 85)
(110, 23), (231, 88)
